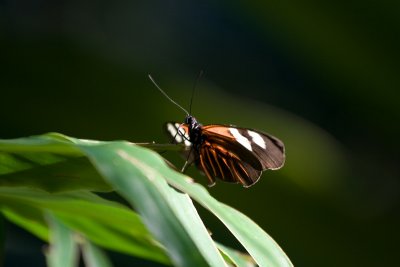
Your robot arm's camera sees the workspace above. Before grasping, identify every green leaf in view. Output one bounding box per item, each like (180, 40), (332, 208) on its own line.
(45, 213), (79, 267)
(162, 174), (291, 266)
(1, 205), (49, 241)
(79, 142), (226, 267)
(167, 192), (228, 266)
(81, 239), (113, 267)
(0, 134), (110, 193)
(217, 243), (256, 267)
(0, 187), (170, 265)
(0, 134), (292, 266)
(74, 139), (292, 266)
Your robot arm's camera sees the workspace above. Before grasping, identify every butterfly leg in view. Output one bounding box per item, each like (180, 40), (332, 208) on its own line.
(181, 161), (189, 173)
(181, 146), (194, 173)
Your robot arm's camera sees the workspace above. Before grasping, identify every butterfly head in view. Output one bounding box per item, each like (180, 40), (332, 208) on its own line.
(185, 115), (202, 130)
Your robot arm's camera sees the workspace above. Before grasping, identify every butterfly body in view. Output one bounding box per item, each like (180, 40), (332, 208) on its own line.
(165, 115), (285, 187)
(185, 115), (204, 148)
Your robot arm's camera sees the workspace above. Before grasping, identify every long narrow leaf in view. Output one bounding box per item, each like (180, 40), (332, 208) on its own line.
(75, 139), (292, 266)
(80, 142), (226, 267)
(159, 159), (293, 267)
(45, 214), (79, 267)
(0, 134), (292, 266)
(217, 243), (256, 267)
(0, 188), (170, 265)
(81, 239), (113, 267)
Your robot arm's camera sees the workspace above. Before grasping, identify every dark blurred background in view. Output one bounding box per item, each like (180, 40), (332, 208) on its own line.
(1, 0), (399, 266)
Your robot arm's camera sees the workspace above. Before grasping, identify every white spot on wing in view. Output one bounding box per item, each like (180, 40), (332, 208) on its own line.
(178, 127), (191, 147)
(178, 128), (188, 139)
(175, 135), (183, 143)
(167, 123), (177, 136)
(248, 131), (266, 149)
(167, 123), (182, 143)
(229, 128), (252, 151)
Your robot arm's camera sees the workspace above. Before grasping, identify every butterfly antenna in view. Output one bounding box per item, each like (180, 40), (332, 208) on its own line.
(189, 70), (203, 114)
(148, 74), (189, 116)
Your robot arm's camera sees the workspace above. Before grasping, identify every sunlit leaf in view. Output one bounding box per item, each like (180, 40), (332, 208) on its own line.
(74, 138), (292, 266)
(0, 134), (110, 192)
(0, 134), (293, 266)
(45, 214), (79, 267)
(79, 142), (225, 266)
(217, 243), (256, 267)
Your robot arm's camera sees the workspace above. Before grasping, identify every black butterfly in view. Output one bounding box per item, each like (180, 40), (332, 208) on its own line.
(150, 75), (285, 187)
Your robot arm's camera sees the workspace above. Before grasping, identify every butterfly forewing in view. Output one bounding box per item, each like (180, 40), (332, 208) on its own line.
(165, 122), (191, 146)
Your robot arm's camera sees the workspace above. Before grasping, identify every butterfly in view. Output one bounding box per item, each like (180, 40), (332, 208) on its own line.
(150, 74), (285, 187)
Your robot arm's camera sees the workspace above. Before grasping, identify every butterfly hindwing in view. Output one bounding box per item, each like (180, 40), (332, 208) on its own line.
(197, 139), (262, 187)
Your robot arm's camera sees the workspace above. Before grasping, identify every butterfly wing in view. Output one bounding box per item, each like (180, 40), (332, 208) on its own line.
(203, 125), (285, 171)
(164, 122), (285, 187)
(164, 122), (191, 146)
(196, 139), (263, 187)
(198, 125), (285, 187)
